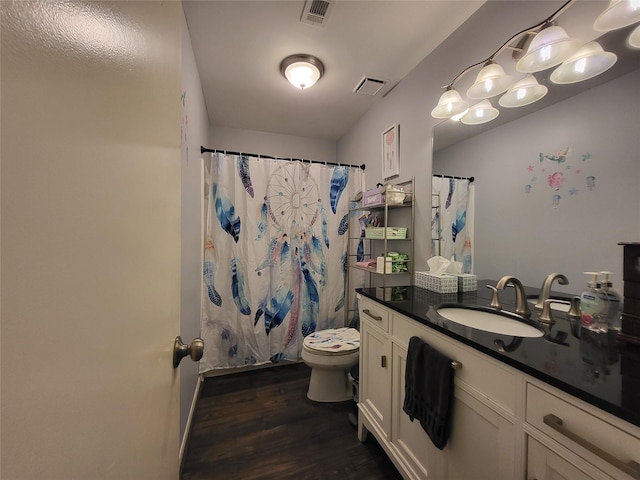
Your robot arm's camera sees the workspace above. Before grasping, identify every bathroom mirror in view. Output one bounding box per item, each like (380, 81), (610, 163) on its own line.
(432, 20), (640, 293)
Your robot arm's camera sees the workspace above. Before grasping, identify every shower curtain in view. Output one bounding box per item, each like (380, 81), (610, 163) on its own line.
(201, 152), (364, 371)
(431, 176), (474, 273)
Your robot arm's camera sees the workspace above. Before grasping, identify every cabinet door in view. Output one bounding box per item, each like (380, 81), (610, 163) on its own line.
(391, 343), (437, 480)
(440, 386), (518, 480)
(360, 319), (392, 439)
(527, 436), (598, 480)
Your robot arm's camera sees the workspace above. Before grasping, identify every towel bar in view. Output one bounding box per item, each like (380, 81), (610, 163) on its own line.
(451, 361), (463, 370)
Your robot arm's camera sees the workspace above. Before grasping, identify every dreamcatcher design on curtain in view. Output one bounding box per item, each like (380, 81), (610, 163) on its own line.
(201, 152), (364, 371)
(431, 176), (473, 273)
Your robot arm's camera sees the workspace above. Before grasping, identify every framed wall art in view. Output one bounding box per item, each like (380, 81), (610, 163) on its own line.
(382, 123), (399, 179)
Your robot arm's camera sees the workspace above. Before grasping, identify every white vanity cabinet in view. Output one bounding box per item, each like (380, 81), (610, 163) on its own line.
(358, 294), (520, 480)
(524, 381), (640, 480)
(359, 300), (392, 441)
(357, 292), (640, 480)
(527, 436), (597, 480)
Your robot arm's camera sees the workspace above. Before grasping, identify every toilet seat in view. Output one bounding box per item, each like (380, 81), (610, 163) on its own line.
(303, 327), (360, 356)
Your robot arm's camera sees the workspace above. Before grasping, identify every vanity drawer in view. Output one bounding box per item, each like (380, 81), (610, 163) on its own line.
(526, 382), (640, 479)
(359, 296), (390, 333)
(392, 313), (518, 416)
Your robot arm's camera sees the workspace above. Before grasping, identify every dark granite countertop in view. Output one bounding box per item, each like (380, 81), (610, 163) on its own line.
(357, 281), (640, 429)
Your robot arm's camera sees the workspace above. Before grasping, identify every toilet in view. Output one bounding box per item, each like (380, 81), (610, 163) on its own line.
(301, 327), (360, 402)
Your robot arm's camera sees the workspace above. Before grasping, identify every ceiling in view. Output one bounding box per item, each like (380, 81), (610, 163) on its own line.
(182, 0), (483, 141)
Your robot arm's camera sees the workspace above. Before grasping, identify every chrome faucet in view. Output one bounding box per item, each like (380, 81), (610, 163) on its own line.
(534, 273), (569, 311)
(496, 275), (531, 317)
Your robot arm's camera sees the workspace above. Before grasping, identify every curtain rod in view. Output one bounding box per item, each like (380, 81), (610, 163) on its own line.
(201, 146), (365, 170)
(434, 174), (475, 183)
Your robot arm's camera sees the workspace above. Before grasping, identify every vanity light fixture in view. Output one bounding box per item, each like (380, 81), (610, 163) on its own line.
(429, 0), (625, 120)
(498, 75), (548, 108)
(515, 23), (581, 73)
(466, 61), (514, 99)
(550, 41), (617, 84)
(431, 86), (469, 119)
(430, 0), (578, 121)
(460, 100), (499, 125)
(280, 54), (325, 89)
(594, 0), (640, 32)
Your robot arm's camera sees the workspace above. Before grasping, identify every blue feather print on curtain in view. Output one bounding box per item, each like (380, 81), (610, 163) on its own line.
(432, 176), (473, 274)
(200, 153), (364, 371)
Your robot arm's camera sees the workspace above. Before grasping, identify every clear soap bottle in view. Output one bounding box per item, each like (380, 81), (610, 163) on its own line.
(599, 271), (622, 332)
(580, 272), (607, 332)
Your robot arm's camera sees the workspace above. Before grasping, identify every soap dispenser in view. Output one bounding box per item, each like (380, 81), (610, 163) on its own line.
(599, 271), (622, 332)
(580, 272), (607, 332)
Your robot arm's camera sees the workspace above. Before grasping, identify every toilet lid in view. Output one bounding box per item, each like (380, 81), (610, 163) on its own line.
(303, 327), (360, 354)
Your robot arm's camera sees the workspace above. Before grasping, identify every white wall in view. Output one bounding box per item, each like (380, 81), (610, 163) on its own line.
(180, 9), (210, 446)
(337, 1), (625, 284)
(210, 125), (336, 163)
(434, 69), (640, 292)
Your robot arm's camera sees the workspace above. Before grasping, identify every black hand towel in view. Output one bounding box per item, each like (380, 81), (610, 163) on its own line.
(402, 335), (454, 450)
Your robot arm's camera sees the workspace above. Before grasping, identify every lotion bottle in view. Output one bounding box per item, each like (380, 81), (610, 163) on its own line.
(580, 272), (607, 332)
(599, 271), (622, 332)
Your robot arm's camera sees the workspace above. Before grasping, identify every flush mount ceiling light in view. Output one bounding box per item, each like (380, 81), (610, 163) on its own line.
(499, 75), (548, 108)
(467, 61), (514, 99)
(550, 41), (617, 84)
(280, 54), (324, 89)
(594, 0), (640, 32)
(461, 100), (499, 125)
(516, 23), (581, 73)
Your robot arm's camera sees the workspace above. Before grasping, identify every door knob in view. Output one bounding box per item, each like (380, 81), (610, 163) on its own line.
(173, 336), (204, 368)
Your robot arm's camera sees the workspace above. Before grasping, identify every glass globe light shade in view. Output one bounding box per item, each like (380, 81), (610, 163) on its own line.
(431, 88), (469, 119)
(450, 108), (470, 122)
(594, 0), (640, 32)
(550, 41), (617, 84)
(467, 62), (515, 99)
(461, 100), (499, 125)
(280, 54), (324, 89)
(516, 25), (582, 73)
(283, 62), (321, 89)
(629, 23), (640, 48)
(499, 75), (548, 108)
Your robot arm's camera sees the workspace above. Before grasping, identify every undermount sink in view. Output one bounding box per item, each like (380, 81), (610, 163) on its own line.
(436, 306), (544, 338)
(526, 296), (571, 313)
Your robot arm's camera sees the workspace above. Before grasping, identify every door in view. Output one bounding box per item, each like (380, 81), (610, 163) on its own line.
(1, 2), (183, 478)
(359, 317), (392, 439)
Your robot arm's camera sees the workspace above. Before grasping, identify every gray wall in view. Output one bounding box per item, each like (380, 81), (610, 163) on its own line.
(337, 1), (635, 293)
(180, 10), (209, 444)
(434, 69), (640, 292)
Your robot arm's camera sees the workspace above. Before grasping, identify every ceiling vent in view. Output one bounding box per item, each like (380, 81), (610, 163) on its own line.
(300, 0), (333, 27)
(354, 77), (387, 96)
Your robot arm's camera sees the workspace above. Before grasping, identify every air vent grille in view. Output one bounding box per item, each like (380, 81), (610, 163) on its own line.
(300, 0), (333, 27)
(354, 77), (386, 96)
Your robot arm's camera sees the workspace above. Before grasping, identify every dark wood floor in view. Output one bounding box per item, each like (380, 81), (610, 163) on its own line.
(181, 362), (403, 480)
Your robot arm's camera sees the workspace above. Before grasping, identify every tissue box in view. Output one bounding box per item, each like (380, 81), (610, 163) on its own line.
(376, 256), (392, 274)
(414, 271), (458, 293)
(363, 187), (384, 207)
(452, 274), (478, 292)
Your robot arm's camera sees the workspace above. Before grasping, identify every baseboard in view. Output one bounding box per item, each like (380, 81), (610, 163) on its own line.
(179, 373), (203, 474)
(202, 359), (302, 378)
